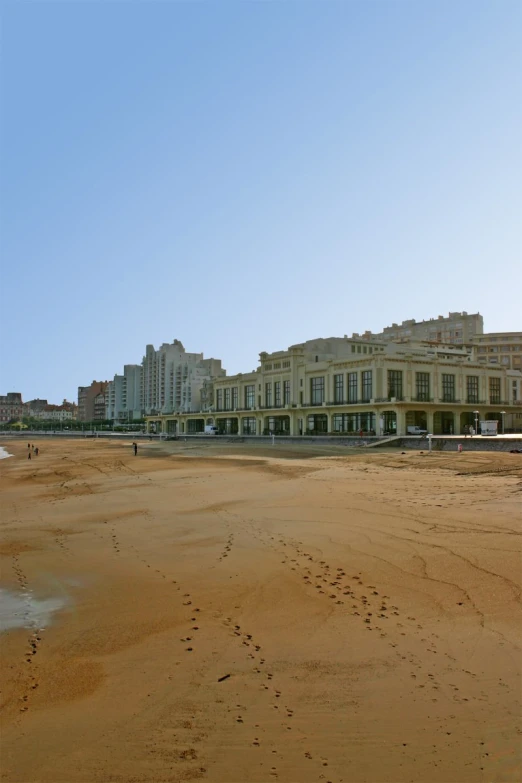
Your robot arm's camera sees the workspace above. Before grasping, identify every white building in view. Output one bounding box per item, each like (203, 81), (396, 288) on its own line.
(141, 339), (225, 415)
(106, 364), (143, 423)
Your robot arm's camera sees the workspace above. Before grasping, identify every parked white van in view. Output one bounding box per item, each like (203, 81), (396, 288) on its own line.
(204, 425), (218, 435)
(407, 426), (428, 435)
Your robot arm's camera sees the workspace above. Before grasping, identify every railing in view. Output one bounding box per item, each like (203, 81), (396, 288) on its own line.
(327, 399), (371, 406)
(466, 399), (487, 405)
(438, 398), (460, 404)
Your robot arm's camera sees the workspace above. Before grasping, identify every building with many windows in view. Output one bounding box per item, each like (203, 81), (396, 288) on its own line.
(359, 311), (484, 345)
(141, 339), (225, 415)
(0, 393), (24, 424)
(106, 365), (143, 423)
(77, 381), (108, 422)
(472, 332), (522, 372)
(146, 336), (522, 436)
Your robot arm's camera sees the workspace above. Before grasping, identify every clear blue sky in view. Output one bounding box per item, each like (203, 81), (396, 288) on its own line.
(1, 0), (521, 403)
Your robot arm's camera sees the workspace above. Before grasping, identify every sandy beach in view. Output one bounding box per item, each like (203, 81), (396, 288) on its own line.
(0, 438), (521, 783)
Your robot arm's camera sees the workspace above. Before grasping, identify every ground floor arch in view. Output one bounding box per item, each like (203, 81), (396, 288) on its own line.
(216, 417), (238, 435)
(241, 417), (257, 435)
(381, 411), (397, 435)
(405, 410), (427, 430)
(264, 416), (290, 435)
(433, 411), (454, 435)
(306, 414), (328, 435)
(332, 412), (375, 434)
(187, 419), (204, 434)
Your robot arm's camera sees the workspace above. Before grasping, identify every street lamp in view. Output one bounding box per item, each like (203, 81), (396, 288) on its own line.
(473, 410), (479, 436)
(501, 410), (506, 435)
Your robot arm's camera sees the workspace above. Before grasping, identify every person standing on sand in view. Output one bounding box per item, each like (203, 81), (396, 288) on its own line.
(35, 447), (39, 456)
(133, 442), (138, 456)
(27, 451), (31, 460)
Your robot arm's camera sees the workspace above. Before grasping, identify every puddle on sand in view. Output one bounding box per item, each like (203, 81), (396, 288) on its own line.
(0, 588), (68, 632)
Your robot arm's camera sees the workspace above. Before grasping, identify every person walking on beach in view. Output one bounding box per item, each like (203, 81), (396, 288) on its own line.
(133, 442), (138, 456)
(35, 447), (39, 456)
(27, 450), (31, 460)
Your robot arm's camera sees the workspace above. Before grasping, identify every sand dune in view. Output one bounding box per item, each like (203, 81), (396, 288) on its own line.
(1, 439), (521, 782)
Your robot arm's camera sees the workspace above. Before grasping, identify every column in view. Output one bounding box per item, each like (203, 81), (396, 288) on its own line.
(396, 408), (407, 436)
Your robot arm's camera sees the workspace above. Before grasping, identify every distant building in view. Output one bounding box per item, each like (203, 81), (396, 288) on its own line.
(0, 393), (23, 424)
(77, 381), (108, 422)
(146, 335), (522, 436)
(24, 399), (77, 421)
(356, 311), (484, 345)
(93, 391), (107, 421)
(106, 365), (143, 423)
(141, 339), (225, 415)
(473, 331), (522, 372)
(32, 405), (75, 422)
(24, 399), (48, 414)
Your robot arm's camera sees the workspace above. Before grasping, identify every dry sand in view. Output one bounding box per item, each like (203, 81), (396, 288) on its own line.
(0, 438), (521, 783)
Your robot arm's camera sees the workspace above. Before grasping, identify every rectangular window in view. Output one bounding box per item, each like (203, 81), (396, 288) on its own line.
(348, 372), (358, 403)
(216, 389), (223, 411)
(245, 385), (255, 409)
(489, 377), (501, 404)
(224, 388), (231, 411)
(361, 371), (372, 401)
(311, 377), (325, 405)
(232, 387), (238, 410)
(334, 373), (344, 403)
(387, 370), (403, 399)
(274, 381), (281, 407)
(283, 380), (291, 405)
(415, 372), (430, 401)
(466, 375), (479, 403)
(282, 360), (290, 368)
(441, 374), (455, 402)
(265, 383), (272, 407)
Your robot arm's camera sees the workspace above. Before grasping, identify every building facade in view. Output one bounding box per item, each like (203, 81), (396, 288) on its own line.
(141, 339), (225, 415)
(473, 332), (522, 372)
(0, 393), (24, 424)
(77, 381), (108, 422)
(358, 311), (484, 345)
(106, 364), (143, 423)
(146, 337), (522, 436)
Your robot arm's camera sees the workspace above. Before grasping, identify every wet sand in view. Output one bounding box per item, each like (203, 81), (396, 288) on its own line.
(1, 439), (521, 783)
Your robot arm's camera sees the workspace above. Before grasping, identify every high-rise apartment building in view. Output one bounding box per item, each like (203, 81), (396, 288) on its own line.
(141, 339), (225, 415)
(106, 365), (143, 422)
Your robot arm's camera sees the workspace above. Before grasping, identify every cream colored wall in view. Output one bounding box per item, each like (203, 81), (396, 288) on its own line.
(147, 351), (521, 436)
